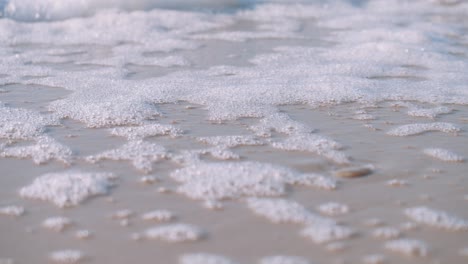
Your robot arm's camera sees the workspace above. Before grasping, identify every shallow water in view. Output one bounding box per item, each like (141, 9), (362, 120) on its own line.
(1, 1), (468, 264)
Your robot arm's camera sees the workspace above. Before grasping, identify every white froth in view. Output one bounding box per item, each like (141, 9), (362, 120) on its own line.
(249, 113), (314, 137)
(86, 140), (167, 173)
(111, 209), (134, 220)
(141, 210), (175, 222)
(144, 223), (204, 243)
(19, 171), (116, 208)
(49, 250), (84, 264)
(246, 198), (334, 226)
(139, 176), (159, 185)
(300, 223), (355, 244)
(386, 179), (408, 187)
(0, 136), (72, 165)
(422, 148), (465, 162)
(170, 161), (290, 201)
(317, 202), (349, 216)
(407, 106), (453, 118)
(49, 92), (160, 128)
(404, 206), (468, 231)
(286, 173), (337, 191)
(197, 135), (264, 148)
(271, 134), (349, 164)
(387, 122), (461, 136)
(0, 205), (25, 217)
(0, 103), (59, 140)
(372, 227), (401, 240)
(259, 255), (310, 264)
(179, 253), (237, 264)
(42, 216), (73, 232)
(109, 123), (182, 140)
(171, 161), (335, 201)
(384, 239), (428, 257)
(75, 230), (92, 240)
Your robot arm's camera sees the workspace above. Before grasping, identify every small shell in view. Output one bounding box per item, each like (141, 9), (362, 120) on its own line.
(334, 166), (373, 178)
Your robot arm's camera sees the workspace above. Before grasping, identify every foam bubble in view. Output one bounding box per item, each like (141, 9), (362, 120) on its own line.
(86, 140), (167, 173)
(0, 205), (25, 217)
(249, 113), (314, 137)
(170, 161), (290, 201)
(300, 223), (355, 244)
(407, 105), (453, 119)
(144, 223), (205, 243)
(171, 161), (333, 201)
(0, 136), (72, 165)
(42, 216), (73, 232)
(110, 123), (182, 140)
(141, 210), (175, 222)
(49, 250), (84, 264)
(179, 253), (237, 264)
(19, 171), (116, 208)
(246, 198), (334, 225)
(197, 135), (264, 148)
(384, 239), (428, 257)
(404, 206), (468, 231)
(259, 256), (310, 264)
(271, 134), (350, 164)
(0, 103), (59, 140)
(422, 148), (465, 162)
(387, 122), (461, 136)
(317, 202), (349, 216)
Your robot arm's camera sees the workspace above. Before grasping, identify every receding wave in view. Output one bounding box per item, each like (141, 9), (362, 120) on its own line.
(0, 0), (256, 21)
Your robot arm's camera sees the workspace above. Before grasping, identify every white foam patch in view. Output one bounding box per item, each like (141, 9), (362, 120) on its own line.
(0, 205), (25, 217)
(272, 134), (349, 164)
(42, 216), (73, 232)
(144, 223), (204, 243)
(387, 122), (461, 136)
(171, 161), (334, 201)
(422, 148), (465, 162)
(249, 113), (314, 137)
(0, 103), (59, 140)
(317, 202), (349, 216)
(300, 223), (355, 244)
(246, 198), (334, 225)
(110, 123), (182, 140)
(259, 256), (310, 264)
(111, 209), (134, 220)
(179, 253), (237, 264)
(171, 162), (288, 200)
(386, 179), (408, 187)
(49, 250), (84, 264)
(0, 136), (72, 165)
(385, 239), (428, 257)
(286, 173), (337, 191)
(404, 206), (468, 231)
(75, 230), (92, 240)
(86, 140), (167, 173)
(372, 227), (401, 240)
(48, 91), (162, 128)
(197, 135), (264, 148)
(407, 105), (453, 119)
(141, 210), (175, 222)
(19, 171), (116, 208)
